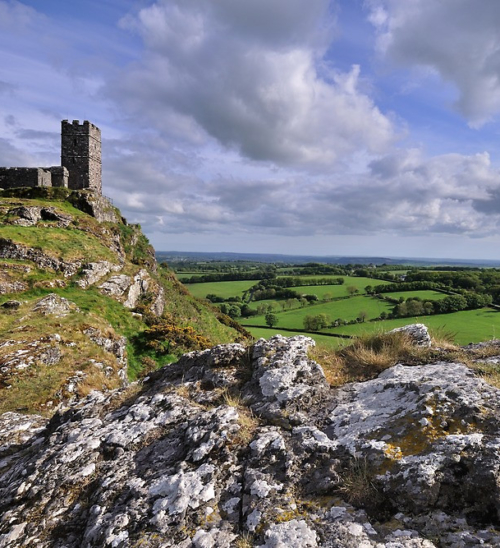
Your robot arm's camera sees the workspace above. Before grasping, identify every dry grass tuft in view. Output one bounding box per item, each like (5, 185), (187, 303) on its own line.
(428, 326), (459, 350)
(338, 456), (378, 506)
(312, 330), (428, 386)
(234, 534), (254, 548)
(75, 367), (122, 398)
(218, 387), (259, 446)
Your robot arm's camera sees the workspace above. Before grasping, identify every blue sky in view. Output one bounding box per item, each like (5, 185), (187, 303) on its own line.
(2, 0), (500, 260)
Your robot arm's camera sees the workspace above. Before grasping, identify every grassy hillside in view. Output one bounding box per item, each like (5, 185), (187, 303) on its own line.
(0, 188), (246, 414)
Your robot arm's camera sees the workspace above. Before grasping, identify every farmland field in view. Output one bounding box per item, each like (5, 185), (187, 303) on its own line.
(186, 280), (257, 299)
(328, 308), (500, 345)
(243, 295), (393, 329)
(175, 259), (500, 347)
(280, 275), (392, 291)
(382, 290), (448, 301)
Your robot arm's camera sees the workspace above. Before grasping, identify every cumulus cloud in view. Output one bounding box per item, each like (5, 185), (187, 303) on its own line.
(113, 0), (396, 167)
(367, 0), (500, 126)
(107, 139), (500, 241)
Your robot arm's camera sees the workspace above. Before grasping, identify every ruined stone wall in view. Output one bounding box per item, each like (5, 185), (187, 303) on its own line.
(0, 168), (52, 189)
(48, 166), (69, 188)
(61, 120), (102, 194)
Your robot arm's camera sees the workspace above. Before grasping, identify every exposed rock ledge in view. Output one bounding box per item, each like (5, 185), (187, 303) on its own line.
(1, 334), (500, 547)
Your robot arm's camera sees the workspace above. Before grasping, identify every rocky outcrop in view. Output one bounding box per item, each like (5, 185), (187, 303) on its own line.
(0, 238), (81, 277)
(76, 261), (123, 289)
(7, 206), (72, 227)
(32, 293), (79, 316)
(2, 334), (500, 547)
(389, 323), (432, 347)
(0, 335), (62, 387)
(67, 192), (119, 223)
(83, 326), (128, 382)
(99, 269), (165, 316)
(0, 281), (27, 295)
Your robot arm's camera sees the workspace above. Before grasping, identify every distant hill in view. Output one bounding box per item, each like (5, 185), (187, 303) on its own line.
(156, 250), (500, 268)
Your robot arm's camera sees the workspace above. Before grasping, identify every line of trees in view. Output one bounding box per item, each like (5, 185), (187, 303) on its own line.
(182, 269), (276, 283)
(391, 293), (492, 318)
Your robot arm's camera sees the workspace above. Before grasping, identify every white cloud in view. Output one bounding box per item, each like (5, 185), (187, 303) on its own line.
(108, 139), (500, 242)
(367, 0), (500, 126)
(113, 0), (396, 167)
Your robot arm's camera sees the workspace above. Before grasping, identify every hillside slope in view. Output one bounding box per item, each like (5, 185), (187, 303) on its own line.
(0, 187), (246, 415)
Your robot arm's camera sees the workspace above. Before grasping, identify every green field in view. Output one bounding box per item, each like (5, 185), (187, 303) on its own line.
(180, 269), (500, 347)
(383, 290), (448, 301)
(328, 308), (500, 345)
(186, 280), (257, 299)
(246, 327), (347, 349)
(280, 275), (391, 292)
(243, 295), (392, 329)
(187, 275), (391, 302)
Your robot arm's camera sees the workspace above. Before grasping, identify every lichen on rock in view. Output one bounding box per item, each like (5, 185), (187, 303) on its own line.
(2, 334), (500, 547)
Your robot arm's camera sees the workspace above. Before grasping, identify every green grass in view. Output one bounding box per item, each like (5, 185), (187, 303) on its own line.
(1, 226), (115, 263)
(328, 308), (500, 345)
(0, 194), (88, 219)
(246, 327), (346, 349)
(279, 275), (392, 292)
(244, 296), (392, 329)
(186, 280), (257, 299)
(186, 276), (393, 302)
(382, 290), (448, 301)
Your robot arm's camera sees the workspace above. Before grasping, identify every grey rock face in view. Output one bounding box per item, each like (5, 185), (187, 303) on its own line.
(389, 323), (432, 347)
(99, 270), (151, 309)
(68, 193), (119, 223)
(2, 335), (500, 547)
(99, 269), (165, 316)
(76, 261), (122, 289)
(32, 293), (79, 316)
(0, 238), (81, 277)
(0, 281), (27, 295)
(99, 273), (132, 297)
(83, 326), (128, 382)
(8, 206), (72, 227)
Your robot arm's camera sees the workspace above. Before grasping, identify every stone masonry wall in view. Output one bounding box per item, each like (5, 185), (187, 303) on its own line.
(61, 120), (102, 194)
(0, 168), (51, 189)
(48, 166), (69, 188)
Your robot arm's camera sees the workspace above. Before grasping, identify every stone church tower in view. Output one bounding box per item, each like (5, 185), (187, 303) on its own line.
(61, 120), (102, 194)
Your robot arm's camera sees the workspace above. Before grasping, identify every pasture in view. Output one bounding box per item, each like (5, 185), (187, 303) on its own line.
(179, 262), (500, 347)
(186, 280), (257, 299)
(382, 290), (448, 301)
(243, 295), (393, 329)
(328, 308), (500, 345)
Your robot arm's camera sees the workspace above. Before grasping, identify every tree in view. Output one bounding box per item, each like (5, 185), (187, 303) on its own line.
(303, 315), (317, 331)
(357, 310), (368, 322)
(303, 313), (331, 331)
(346, 285), (359, 296)
(227, 305), (241, 319)
(406, 299), (424, 316)
(265, 312), (278, 328)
